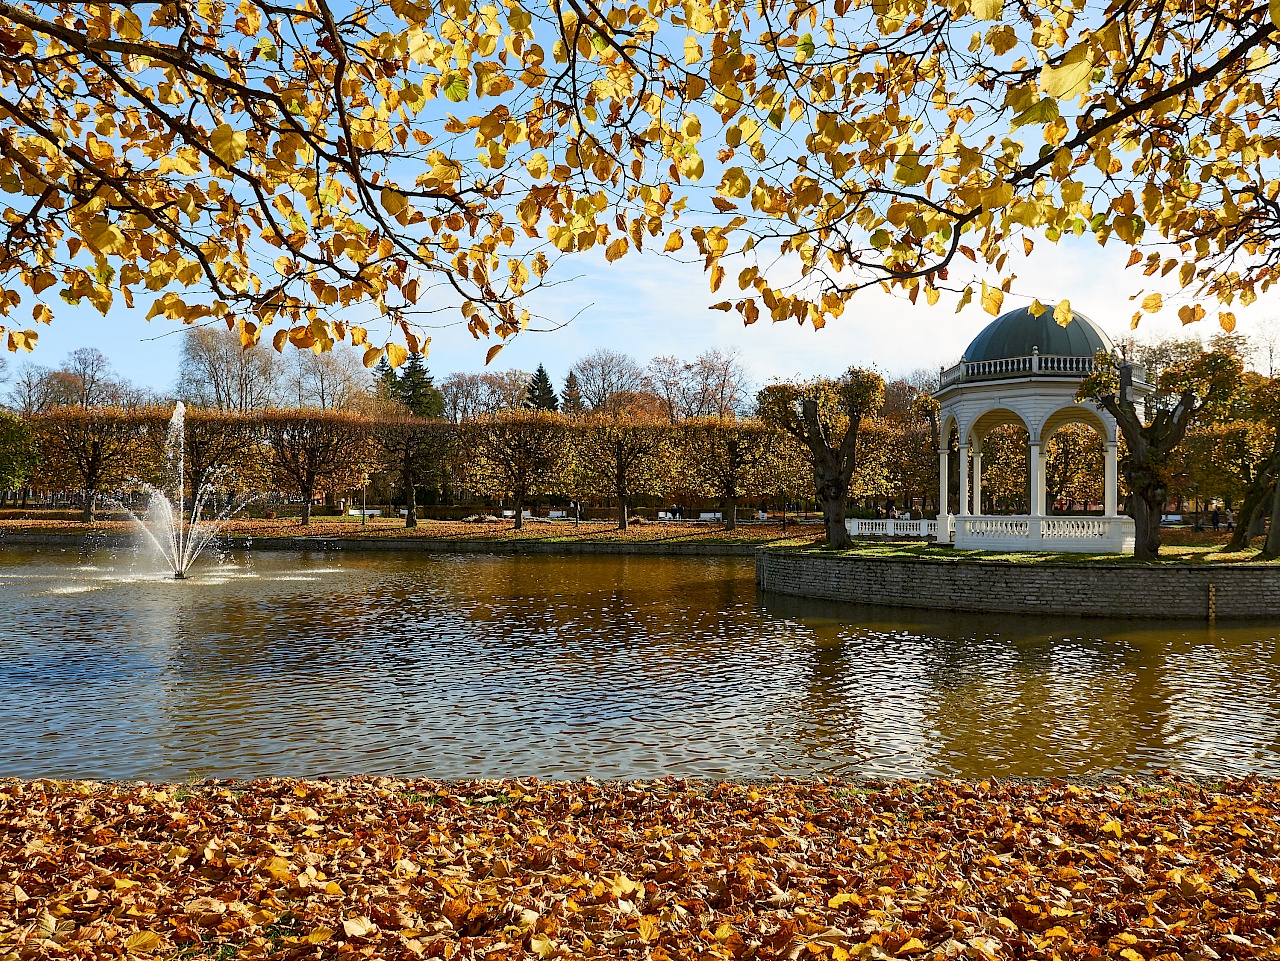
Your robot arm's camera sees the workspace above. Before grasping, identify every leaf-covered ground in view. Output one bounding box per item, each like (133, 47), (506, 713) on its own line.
(0, 517), (824, 547)
(2, 778), (1278, 960)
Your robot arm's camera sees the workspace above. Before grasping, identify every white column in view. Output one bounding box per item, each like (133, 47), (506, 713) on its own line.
(1105, 441), (1119, 516)
(1029, 442), (1043, 517)
(938, 448), (949, 518)
(972, 449), (983, 516)
(958, 444), (970, 517)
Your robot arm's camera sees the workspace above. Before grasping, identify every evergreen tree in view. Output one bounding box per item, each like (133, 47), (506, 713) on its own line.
(392, 353), (446, 418)
(561, 371), (587, 416)
(525, 364), (559, 411)
(372, 356), (398, 398)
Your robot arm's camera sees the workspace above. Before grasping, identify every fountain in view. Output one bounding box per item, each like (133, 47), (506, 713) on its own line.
(132, 403), (255, 579)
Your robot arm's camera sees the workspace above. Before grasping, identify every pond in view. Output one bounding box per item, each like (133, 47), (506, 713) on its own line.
(1, 546), (1278, 781)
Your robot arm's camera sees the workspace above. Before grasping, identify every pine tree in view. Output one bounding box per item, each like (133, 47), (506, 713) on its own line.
(561, 371), (587, 416)
(392, 353), (445, 417)
(525, 364), (559, 411)
(372, 356), (398, 398)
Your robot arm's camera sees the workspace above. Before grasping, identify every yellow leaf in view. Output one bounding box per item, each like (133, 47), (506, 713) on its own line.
(971, 0), (1003, 19)
(1119, 949), (1145, 961)
(363, 346), (383, 368)
(342, 916), (376, 938)
(210, 123), (248, 166)
(719, 167), (750, 199)
(85, 218), (126, 255)
(925, 285), (940, 306)
(638, 916), (659, 941)
(526, 152), (548, 179)
(1101, 819), (1123, 838)
(980, 281), (1004, 316)
(305, 927), (334, 944)
(1271, 0), (1280, 29)
(485, 343), (504, 365)
(956, 285), (973, 313)
(828, 891), (859, 908)
(684, 36), (703, 64)
(123, 931), (162, 953)
(1041, 44), (1093, 99)
(1141, 293), (1162, 313)
(897, 938), (927, 954)
(380, 187), (408, 217)
(1027, 298), (1047, 317)
(605, 238), (628, 262)
(1219, 311), (1237, 333)
(385, 342), (409, 368)
(7, 329), (38, 352)
(893, 151), (927, 186)
(1053, 299), (1072, 327)
(664, 231), (684, 253)
(1178, 304), (1206, 325)
(530, 933), (560, 958)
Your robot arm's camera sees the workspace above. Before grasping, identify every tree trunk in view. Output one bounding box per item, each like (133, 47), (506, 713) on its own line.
(1227, 480), (1271, 550)
(820, 494), (852, 548)
(1264, 477), (1280, 556)
(514, 492), (524, 530)
(81, 490), (95, 524)
(723, 494), (737, 530)
(1130, 483), (1164, 560)
(617, 496), (628, 531)
(405, 483), (418, 528)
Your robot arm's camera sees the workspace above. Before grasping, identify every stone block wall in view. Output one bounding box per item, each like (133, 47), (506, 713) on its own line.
(755, 550), (1280, 620)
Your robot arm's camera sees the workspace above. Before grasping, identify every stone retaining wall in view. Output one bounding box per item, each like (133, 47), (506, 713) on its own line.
(0, 532), (757, 557)
(755, 550), (1280, 620)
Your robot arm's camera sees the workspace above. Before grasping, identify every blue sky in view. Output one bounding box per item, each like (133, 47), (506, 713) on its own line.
(12, 231), (1277, 395)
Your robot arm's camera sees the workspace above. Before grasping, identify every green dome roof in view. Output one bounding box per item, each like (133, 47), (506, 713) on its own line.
(963, 305), (1113, 362)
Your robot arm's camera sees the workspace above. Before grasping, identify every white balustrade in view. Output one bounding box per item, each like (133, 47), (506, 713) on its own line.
(846, 518), (940, 539)
(939, 353), (1103, 388)
(942, 514), (1135, 553)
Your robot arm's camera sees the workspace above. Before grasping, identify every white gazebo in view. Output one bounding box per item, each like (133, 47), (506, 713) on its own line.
(935, 305), (1148, 553)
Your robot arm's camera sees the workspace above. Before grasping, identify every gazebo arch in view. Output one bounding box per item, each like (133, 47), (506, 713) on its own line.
(935, 305), (1149, 553)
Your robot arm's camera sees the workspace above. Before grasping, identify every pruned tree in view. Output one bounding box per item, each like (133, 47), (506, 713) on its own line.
(0, 410), (37, 492)
(260, 410), (374, 525)
(756, 369), (885, 547)
(679, 418), (781, 529)
(374, 415), (453, 528)
(469, 410), (567, 530)
(29, 406), (162, 521)
(175, 408), (267, 498)
(573, 416), (671, 529)
(1081, 347), (1243, 558)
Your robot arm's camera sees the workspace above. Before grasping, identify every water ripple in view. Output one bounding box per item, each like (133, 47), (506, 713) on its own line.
(0, 546), (1277, 781)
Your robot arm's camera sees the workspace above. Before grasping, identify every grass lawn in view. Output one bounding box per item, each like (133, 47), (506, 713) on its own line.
(1, 776), (1274, 960)
(785, 526), (1280, 565)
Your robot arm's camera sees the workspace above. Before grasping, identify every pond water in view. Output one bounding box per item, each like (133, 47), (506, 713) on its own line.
(1, 546), (1278, 782)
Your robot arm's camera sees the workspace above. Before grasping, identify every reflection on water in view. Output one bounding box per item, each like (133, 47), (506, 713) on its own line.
(0, 545), (1277, 781)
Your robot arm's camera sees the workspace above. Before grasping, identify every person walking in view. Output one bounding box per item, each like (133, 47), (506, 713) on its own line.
(1211, 507), (1221, 531)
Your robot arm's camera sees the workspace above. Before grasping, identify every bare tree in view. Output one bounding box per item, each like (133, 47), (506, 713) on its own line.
(570, 349), (647, 414)
(1255, 317), (1280, 378)
(440, 372), (486, 423)
(690, 348), (751, 419)
(177, 326), (279, 411)
(284, 349), (368, 410)
(479, 370), (532, 413)
(61, 348), (121, 407)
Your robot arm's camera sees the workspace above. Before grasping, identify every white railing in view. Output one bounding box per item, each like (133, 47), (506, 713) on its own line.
(847, 518), (939, 538)
(1041, 517), (1112, 539)
(938, 352), (1104, 389)
(945, 514), (1136, 553)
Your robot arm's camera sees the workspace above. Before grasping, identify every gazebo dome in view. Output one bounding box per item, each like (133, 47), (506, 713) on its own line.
(963, 305), (1113, 362)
